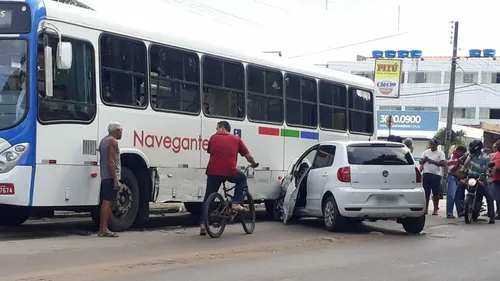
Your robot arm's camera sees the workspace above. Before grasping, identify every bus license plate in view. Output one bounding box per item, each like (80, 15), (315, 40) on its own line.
(0, 184), (14, 195)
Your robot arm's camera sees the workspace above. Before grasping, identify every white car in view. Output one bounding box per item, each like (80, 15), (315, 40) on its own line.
(279, 140), (427, 234)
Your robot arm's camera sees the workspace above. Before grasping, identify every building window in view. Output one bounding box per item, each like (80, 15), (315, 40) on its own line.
(481, 72), (500, 84)
(319, 81), (347, 131)
(407, 71), (441, 83)
(100, 34), (147, 108)
(490, 109), (500, 120)
(352, 72), (374, 80)
(479, 108), (490, 119)
(202, 56), (245, 119)
(247, 65), (284, 124)
(38, 34), (96, 123)
(405, 106), (439, 111)
(463, 72), (479, 83)
(285, 74), (317, 127)
(442, 107), (476, 119)
(348, 89), (374, 134)
(378, 106), (402, 111)
(444, 72), (465, 84)
(149, 45), (200, 114)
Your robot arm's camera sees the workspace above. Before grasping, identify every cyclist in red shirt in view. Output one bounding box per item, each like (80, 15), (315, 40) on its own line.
(199, 121), (258, 235)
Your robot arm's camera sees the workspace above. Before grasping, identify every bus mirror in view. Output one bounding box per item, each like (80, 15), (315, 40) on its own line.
(44, 46), (54, 97)
(56, 42), (72, 70)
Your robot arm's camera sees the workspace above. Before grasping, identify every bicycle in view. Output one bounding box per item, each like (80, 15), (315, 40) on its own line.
(202, 164), (258, 238)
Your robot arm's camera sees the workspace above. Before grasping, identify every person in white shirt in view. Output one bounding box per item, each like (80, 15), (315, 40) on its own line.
(419, 139), (447, 215)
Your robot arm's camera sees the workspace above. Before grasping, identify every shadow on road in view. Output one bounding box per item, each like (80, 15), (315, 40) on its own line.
(291, 218), (418, 237)
(0, 210), (275, 241)
(0, 209), (431, 241)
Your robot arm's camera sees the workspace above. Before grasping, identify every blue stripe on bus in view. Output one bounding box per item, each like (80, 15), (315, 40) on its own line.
(29, 165), (36, 206)
(300, 131), (319, 140)
(27, 3), (47, 206)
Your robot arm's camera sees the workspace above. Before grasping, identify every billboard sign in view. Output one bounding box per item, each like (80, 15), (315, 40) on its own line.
(374, 59), (403, 98)
(378, 110), (439, 131)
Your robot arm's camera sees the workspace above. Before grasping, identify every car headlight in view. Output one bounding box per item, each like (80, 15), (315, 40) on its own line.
(468, 178), (477, 186)
(0, 143), (29, 174)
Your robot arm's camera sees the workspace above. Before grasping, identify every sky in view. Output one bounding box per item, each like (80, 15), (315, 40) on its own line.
(79, 0), (500, 65)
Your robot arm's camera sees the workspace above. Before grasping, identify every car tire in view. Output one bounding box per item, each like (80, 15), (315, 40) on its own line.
(402, 215), (426, 234)
(268, 198), (283, 221)
(322, 196), (345, 232)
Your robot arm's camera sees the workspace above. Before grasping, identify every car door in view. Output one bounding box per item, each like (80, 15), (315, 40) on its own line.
(306, 144), (336, 213)
(283, 145), (319, 224)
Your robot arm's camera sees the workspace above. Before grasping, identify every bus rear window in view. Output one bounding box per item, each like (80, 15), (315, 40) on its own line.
(0, 3), (31, 34)
(347, 144), (414, 165)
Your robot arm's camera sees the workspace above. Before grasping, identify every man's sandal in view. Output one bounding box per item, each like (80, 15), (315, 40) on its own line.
(98, 231), (119, 238)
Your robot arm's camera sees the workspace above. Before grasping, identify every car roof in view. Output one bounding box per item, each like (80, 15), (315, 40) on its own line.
(318, 140), (406, 147)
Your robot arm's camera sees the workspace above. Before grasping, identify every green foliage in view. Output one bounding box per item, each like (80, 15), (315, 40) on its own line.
(433, 128), (466, 147)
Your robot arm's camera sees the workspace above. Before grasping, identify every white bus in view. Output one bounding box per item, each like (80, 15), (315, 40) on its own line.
(0, 0), (376, 231)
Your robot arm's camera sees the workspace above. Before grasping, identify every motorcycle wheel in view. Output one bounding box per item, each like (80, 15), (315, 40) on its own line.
(472, 208), (480, 221)
(464, 196), (474, 224)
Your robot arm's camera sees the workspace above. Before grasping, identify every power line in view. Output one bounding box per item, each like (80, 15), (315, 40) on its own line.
(287, 31), (411, 59)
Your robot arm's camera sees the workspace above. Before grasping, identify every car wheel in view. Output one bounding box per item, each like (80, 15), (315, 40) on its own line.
(272, 198), (284, 221)
(322, 196), (345, 232)
(402, 215), (426, 234)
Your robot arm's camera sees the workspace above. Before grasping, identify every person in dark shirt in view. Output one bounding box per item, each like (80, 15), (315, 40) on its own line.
(199, 121), (258, 235)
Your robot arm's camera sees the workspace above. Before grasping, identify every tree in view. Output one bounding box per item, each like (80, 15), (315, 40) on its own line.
(433, 128), (467, 149)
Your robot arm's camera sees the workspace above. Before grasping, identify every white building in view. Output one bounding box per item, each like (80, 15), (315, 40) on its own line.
(327, 55), (500, 126)
(326, 53), (499, 154)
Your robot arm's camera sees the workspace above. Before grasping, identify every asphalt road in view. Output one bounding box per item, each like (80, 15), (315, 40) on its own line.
(105, 221), (499, 281)
(0, 202), (496, 281)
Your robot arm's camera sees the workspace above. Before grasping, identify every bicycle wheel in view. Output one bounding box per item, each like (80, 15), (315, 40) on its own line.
(203, 192), (227, 238)
(241, 191), (256, 234)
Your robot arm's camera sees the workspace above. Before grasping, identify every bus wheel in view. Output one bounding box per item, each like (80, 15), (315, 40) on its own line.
(0, 206), (30, 226)
(107, 167), (140, 232)
(184, 202), (202, 215)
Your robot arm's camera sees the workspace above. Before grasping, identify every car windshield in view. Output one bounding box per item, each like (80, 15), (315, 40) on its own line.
(347, 143), (414, 165)
(0, 39), (27, 130)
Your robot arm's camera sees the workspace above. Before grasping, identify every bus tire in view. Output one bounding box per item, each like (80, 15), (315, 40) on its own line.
(133, 200), (150, 228)
(92, 167), (140, 232)
(109, 167), (140, 232)
(184, 202), (202, 215)
(0, 206), (30, 226)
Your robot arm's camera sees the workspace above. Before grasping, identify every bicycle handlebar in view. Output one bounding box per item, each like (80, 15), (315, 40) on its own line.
(243, 163), (259, 172)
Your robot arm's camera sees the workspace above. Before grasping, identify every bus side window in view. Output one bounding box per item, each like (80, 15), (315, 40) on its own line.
(37, 34), (96, 123)
(247, 65), (283, 124)
(149, 44), (200, 114)
(285, 74), (317, 127)
(99, 34), (147, 108)
(202, 56), (244, 119)
(348, 88), (374, 134)
(319, 81), (347, 131)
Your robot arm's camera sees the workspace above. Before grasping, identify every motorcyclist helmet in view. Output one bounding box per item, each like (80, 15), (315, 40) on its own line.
(468, 139), (483, 154)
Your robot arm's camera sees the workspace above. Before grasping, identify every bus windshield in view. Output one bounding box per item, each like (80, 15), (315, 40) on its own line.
(0, 39), (27, 130)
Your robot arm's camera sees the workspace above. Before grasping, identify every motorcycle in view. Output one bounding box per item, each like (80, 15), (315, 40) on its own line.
(461, 163), (494, 224)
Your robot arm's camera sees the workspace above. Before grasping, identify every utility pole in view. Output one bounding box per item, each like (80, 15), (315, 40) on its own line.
(397, 5), (400, 32)
(444, 21), (459, 159)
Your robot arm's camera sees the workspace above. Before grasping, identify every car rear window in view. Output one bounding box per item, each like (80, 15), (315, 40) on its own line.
(347, 143), (414, 165)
